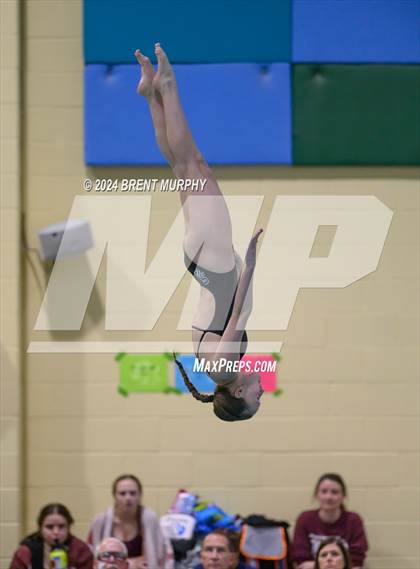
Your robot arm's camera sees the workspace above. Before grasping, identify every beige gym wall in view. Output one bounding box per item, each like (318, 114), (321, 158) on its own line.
(1, 2), (419, 568)
(0, 0), (23, 568)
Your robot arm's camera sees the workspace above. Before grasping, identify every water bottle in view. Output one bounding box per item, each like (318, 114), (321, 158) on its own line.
(49, 541), (68, 569)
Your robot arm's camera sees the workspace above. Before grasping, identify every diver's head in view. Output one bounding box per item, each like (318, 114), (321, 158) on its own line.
(227, 371), (263, 416)
(174, 355), (263, 422)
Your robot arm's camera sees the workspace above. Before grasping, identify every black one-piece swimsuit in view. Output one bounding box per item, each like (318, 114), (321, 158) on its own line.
(184, 252), (248, 359)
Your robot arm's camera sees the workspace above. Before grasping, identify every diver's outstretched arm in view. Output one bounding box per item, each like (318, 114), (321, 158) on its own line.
(215, 229), (263, 358)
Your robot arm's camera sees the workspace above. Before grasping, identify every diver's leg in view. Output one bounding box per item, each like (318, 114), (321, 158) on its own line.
(152, 43), (235, 273)
(152, 43), (220, 190)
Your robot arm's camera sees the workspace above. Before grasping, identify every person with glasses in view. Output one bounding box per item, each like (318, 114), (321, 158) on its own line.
(94, 538), (130, 569)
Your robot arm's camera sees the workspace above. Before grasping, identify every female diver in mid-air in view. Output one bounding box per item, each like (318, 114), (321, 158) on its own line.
(135, 43), (264, 421)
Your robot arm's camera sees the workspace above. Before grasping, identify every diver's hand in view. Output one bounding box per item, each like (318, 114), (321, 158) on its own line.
(245, 228), (263, 269)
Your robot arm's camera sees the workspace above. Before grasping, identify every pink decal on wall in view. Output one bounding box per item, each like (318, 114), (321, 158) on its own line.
(241, 354), (278, 392)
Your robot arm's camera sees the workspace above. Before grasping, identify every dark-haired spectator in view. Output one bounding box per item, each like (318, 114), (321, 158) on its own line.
(292, 474), (368, 569)
(87, 474), (172, 569)
(194, 529), (253, 569)
(315, 537), (352, 569)
(9, 503), (93, 569)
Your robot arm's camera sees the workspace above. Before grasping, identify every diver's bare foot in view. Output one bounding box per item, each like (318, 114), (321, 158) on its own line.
(153, 43), (175, 92)
(135, 49), (154, 98)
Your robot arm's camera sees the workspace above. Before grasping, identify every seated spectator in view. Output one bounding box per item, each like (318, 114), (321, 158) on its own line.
(9, 503), (93, 569)
(315, 537), (352, 569)
(87, 474), (172, 569)
(292, 473), (368, 569)
(94, 537), (130, 569)
(194, 529), (253, 569)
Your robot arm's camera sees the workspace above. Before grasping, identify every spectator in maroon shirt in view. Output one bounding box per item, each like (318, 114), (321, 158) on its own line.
(292, 473), (368, 569)
(9, 503), (93, 569)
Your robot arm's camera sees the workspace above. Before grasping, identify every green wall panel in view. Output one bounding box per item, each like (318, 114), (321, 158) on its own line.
(293, 65), (420, 165)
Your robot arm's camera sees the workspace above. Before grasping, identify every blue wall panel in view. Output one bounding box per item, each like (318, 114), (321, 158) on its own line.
(84, 63), (292, 165)
(174, 355), (215, 394)
(84, 0), (291, 64)
(293, 0), (420, 63)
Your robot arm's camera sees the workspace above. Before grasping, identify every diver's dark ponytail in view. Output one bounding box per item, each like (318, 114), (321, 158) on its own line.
(173, 353), (214, 403)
